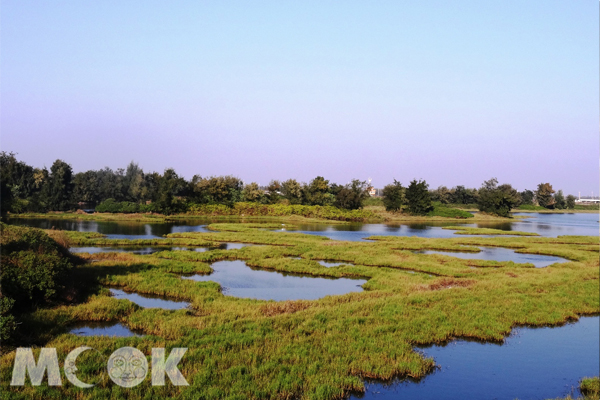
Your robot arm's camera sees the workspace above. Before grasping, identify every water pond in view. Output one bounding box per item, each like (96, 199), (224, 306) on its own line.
(8, 213), (598, 241)
(283, 213), (599, 241)
(415, 247), (567, 268)
(109, 288), (189, 310)
(350, 316), (599, 400)
(69, 321), (141, 337)
(7, 217), (211, 239)
(317, 260), (354, 268)
(69, 242), (255, 254)
(182, 260), (367, 301)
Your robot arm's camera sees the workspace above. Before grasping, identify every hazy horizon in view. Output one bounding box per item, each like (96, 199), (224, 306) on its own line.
(1, 1), (598, 195)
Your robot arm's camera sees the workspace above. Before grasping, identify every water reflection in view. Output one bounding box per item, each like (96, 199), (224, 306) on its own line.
(110, 288), (189, 310)
(69, 321), (141, 337)
(317, 260), (354, 268)
(182, 260), (366, 301)
(70, 246), (177, 255)
(350, 316), (600, 400)
(7, 218), (210, 239)
(8, 213), (599, 240)
(415, 247), (567, 268)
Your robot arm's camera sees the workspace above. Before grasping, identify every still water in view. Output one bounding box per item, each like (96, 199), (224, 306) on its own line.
(7, 218), (211, 239)
(350, 316), (600, 400)
(415, 247), (567, 268)
(182, 260), (367, 301)
(109, 288), (189, 310)
(69, 242), (255, 254)
(69, 321), (141, 337)
(285, 213), (599, 241)
(8, 213), (598, 241)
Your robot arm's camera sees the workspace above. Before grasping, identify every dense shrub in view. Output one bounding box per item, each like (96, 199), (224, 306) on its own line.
(0, 223), (75, 342)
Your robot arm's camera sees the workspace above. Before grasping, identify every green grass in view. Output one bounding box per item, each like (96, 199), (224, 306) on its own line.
(1, 223), (598, 399)
(427, 203), (474, 218)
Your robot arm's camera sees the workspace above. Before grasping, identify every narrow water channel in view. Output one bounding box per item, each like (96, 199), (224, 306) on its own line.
(109, 288), (190, 310)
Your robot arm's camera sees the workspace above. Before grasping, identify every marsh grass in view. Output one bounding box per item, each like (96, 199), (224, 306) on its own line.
(1, 223), (598, 399)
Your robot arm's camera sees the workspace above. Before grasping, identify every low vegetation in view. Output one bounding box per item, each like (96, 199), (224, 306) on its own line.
(1, 222), (598, 399)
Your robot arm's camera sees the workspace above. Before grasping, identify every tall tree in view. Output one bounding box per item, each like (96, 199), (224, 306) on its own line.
(304, 176), (332, 206)
(477, 178), (520, 217)
(405, 179), (433, 215)
(156, 168), (187, 213)
(123, 162), (145, 202)
(242, 182), (263, 202)
(519, 190), (535, 205)
(190, 176), (243, 206)
(265, 180), (282, 204)
(281, 179), (303, 204)
(431, 185), (451, 204)
(382, 180), (404, 211)
(334, 179), (369, 210)
(46, 160), (74, 211)
(566, 195), (576, 209)
(535, 183), (556, 209)
(554, 190), (566, 210)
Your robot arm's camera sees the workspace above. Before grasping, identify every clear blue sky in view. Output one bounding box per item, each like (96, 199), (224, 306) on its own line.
(1, 1), (598, 195)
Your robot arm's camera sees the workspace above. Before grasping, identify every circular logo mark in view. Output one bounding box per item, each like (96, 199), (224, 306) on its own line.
(107, 347), (148, 387)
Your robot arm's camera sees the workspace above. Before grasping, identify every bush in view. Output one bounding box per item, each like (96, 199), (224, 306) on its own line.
(0, 223), (75, 342)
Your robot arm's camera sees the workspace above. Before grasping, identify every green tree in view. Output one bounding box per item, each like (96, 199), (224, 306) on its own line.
(334, 179), (369, 210)
(452, 185), (478, 205)
(382, 180), (404, 211)
(123, 162), (146, 202)
(431, 185), (451, 204)
(281, 179), (303, 204)
(535, 183), (556, 209)
(405, 179), (433, 215)
(519, 189), (535, 205)
(554, 190), (566, 209)
(566, 194), (576, 209)
(190, 175), (243, 206)
(477, 178), (520, 217)
(46, 160), (74, 211)
(265, 180), (282, 204)
(72, 171), (100, 204)
(242, 182), (263, 203)
(303, 176), (333, 206)
(156, 168), (187, 213)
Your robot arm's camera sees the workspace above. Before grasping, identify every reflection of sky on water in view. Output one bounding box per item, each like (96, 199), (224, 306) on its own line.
(350, 316), (600, 400)
(183, 260), (366, 301)
(416, 247), (567, 268)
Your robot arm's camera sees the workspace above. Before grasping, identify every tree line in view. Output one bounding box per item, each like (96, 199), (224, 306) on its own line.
(0, 152), (577, 217)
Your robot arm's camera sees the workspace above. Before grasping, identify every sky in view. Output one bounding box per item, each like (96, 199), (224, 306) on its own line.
(1, 1), (598, 195)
